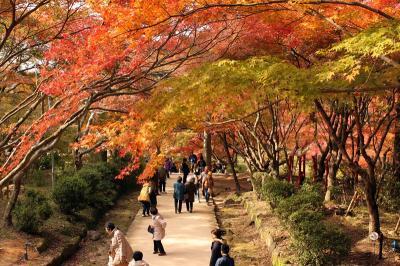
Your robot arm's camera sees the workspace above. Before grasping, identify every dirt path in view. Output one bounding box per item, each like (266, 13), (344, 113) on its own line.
(125, 173), (217, 266)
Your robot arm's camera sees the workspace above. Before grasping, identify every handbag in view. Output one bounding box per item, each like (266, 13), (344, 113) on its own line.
(147, 225), (154, 234)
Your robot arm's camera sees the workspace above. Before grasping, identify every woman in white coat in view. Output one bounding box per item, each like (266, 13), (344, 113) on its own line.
(149, 207), (167, 256)
(105, 222), (133, 266)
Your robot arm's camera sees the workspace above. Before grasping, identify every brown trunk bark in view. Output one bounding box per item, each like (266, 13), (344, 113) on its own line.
(204, 130), (212, 168)
(2, 175), (22, 227)
(324, 151), (340, 202)
(394, 101), (400, 182)
(74, 149), (83, 170)
(364, 178), (383, 259)
(221, 133), (241, 194)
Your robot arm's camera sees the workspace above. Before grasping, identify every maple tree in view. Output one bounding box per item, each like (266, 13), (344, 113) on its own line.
(0, 1), (398, 261)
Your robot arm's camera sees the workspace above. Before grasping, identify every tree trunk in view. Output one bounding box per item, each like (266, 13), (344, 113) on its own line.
(317, 146), (330, 181)
(204, 130), (212, 168)
(394, 101), (400, 182)
(324, 151), (340, 202)
(221, 133), (241, 194)
(100, 150), (107, 162)
(364, 178), (383, 259)
(2, 175), (22, 226)
(74, 149), (83, 170)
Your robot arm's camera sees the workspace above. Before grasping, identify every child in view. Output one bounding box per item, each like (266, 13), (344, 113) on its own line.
(215, 244), (235, 266)
(129, 251), (149, 266)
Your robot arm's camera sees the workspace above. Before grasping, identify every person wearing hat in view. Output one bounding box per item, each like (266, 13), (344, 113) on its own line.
(184, 177), (196, 213)
(215, 244), (235, 266)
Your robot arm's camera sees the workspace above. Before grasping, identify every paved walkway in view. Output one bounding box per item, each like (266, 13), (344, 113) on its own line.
(126, 174), (216, 265)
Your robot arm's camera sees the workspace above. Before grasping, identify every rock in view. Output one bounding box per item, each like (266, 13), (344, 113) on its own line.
(223, 198), (239, 205)
(87, 230), (101, 241)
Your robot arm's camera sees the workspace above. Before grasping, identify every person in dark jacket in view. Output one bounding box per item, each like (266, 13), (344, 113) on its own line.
(188, 152), (197, 172)
(149, 181), (158, 208)
(158, 166), (167, 193)
(197, 154), (207, 173)
(209, 228), (226, 266)
(173, 177), (185, 213)
(215, 244), (234, 266)
(184, 178), (196, 213)
(180, 158), (190, 184)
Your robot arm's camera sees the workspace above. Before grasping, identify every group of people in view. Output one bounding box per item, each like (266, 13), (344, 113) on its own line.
(106, 222), (234, 266)
(106, 152), (233, 266)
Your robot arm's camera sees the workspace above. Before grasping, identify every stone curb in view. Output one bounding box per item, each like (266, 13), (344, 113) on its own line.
(240, 192), (292, 266)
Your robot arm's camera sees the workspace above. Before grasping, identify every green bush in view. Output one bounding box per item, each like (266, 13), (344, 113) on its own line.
(276, 187), (323, 220)
(274, 184), (350, 265)
(53, 175), (88, 214)
(13, 190), (52, 234)
(251, 172), (269, 195)
(291, 221), (351, 265)
(378, 177), (400, 212)
(76, 163), (117, 214)
(262, 179), (295, 207)
(29, 169), (47, 187)
(38, 152), (62, 170)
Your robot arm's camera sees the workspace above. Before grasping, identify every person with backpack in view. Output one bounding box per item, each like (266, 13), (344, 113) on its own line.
(138, 182), (151, 217)
(173, 176), (185, 213)
(215, 244), (235, 266)
(180, 158), (190, 184)
(184, 177), (196, 213)
(149, 207), (167, 256)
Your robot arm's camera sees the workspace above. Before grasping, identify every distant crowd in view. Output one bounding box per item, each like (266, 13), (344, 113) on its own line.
(106, 152), (234, 266)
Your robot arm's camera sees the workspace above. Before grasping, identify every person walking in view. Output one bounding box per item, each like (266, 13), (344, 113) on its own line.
(197, 154), (207, 173)
(203, 171), (214, 204)
(215, 244), (235, 266)
(158, 166), (167, 193)
(129, 251), (150, 266)
(180, 158), (190, 184)
(194, 173), (201, 203)
(149, 207), (167, 256)
(149, 181), (158, 208)
(164, 158), (172, 179)
(209, 228), (226, 266)
(138, 182), (151, 217)
(188, 151), (198, 172)
(173, 176), (185, 213)
(105, 222), (133, 266)
(184, 177), (196, 213)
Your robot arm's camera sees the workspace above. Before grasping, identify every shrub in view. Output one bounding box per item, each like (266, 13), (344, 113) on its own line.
(76, 163), (117, 214)
(276, 187), (323, 220)
(275, 184), (350, 265)
(251, 172), (269, 195)
(53, 175), (88, 214)
(38, 152), (62, 170)
(378, 177), (400, 212)
(262, 179), (295, 207)
(291, 221), (351, 265)
(13, 190), (52, 234)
